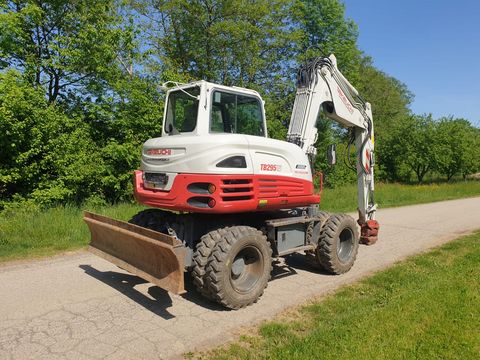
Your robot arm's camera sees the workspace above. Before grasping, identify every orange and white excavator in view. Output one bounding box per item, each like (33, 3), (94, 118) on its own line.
(84, 54), (379, 309)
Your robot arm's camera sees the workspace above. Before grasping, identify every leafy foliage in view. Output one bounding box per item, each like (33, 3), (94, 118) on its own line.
(0, 0), (478, 210)
(0, 0), (133, 102)
(393, 115), (437, 183)
(434, 117), (479, 180)
(0, 70), (102, 206)
(355, 58), (414, 181)
(381, 114), (480, 183)
(292, 0), (361, 80)
(134, 0), (290, 87)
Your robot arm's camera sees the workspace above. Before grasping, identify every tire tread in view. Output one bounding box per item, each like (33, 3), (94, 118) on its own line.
(316, 213), (359, 274)
(205, 226), (272, 309)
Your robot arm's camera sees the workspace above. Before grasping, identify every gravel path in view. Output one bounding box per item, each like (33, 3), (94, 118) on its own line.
(1, 197), (479, 360)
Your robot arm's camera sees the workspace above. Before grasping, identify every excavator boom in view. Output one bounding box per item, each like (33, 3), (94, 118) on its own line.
(288, 54), (378, 243)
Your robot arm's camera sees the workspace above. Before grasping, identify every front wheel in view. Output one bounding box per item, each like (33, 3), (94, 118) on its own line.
(316, 214), (359, 274)
(205, 226), (272, 309)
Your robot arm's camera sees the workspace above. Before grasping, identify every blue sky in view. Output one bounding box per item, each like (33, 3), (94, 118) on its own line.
(343, 0), (480, 127)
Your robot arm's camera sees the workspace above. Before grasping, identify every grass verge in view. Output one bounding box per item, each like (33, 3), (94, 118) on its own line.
(0, 203), (145, 262)
(0, 181), (479, 262)
(198, 231), (480, 360)
(321, 180), (480, 213)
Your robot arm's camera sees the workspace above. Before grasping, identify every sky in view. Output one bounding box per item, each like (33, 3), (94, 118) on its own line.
(343, 0), (480, 127)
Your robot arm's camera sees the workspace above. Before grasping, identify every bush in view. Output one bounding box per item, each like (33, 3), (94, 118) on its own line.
(0, 71), (162, 210)
(0, 71), (105, 207)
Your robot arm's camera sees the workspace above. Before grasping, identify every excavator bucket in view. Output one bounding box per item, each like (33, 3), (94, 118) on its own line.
(83, 211), (186, 294)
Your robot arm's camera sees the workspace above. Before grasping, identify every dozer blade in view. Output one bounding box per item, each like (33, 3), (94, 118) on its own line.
(83, 211), (186, 294)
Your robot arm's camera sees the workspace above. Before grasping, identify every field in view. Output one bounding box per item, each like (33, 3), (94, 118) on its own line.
(199, 231), (480, 360)
(1, 181), (480, 262)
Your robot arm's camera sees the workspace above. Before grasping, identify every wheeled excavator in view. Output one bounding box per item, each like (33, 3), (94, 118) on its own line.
(84, 54), (380, 309)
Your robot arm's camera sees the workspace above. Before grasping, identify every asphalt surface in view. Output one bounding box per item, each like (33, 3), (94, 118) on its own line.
(1, 197), (479, 359)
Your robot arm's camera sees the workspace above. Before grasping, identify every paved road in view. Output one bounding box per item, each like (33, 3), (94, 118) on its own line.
(1, 197), (480, 360)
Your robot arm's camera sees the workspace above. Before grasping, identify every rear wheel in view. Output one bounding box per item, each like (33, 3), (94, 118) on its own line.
(128, 209), (184, 239)
(191, 229), (225, 300)
(205, 226), (272, 309)
(316, 214), (359, 274)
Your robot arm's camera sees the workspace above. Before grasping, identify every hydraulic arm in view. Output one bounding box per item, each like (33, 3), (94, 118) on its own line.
(287, 54), (379, 244)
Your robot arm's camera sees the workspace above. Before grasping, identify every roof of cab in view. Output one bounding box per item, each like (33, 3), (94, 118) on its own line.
(165, 80), (261, 98)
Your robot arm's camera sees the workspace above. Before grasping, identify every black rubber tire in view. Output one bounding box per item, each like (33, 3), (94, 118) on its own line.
(129, 209), (169, 231)
(308, 211), (330, 247)
(128, 209), (184, 239)
(205, 226), (272, 309)
(316, 214), (359, 274)
(191, 229), (226, 300)
(317, 211), (330, 223)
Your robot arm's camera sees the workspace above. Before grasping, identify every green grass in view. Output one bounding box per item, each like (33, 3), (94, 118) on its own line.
(0, 181), (479, 262)
(321, 180), (480, 213)
(0, 203), (145, 262)
(200, 232), (480, 360)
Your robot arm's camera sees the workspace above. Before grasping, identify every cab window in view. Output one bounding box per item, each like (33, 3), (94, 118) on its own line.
(165, 87), (200, 134)
(210, 91), (265, 136)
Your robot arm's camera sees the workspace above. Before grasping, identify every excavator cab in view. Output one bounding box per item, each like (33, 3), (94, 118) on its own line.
(162, 81), (267, 138)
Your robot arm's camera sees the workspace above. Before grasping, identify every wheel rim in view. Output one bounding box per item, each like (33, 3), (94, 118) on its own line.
(230, 245), (264, 294)
(337, 227), (354, 263)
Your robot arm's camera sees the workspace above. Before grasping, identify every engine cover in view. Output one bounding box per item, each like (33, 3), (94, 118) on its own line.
(136, 134), (320, 213)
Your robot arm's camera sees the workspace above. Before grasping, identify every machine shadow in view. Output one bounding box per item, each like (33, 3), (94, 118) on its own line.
(80, 264), (176, 319)
(270, 258), (298, 281)
(280, 252), (331, 275)
(80, 253), (328, 317)
(79, 265), (225, 317)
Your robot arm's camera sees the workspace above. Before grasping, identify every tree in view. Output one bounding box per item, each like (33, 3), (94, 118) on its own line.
(0, 1), (163, 207)
(0, 0), (134, 103)
(0, 70), (103, 207)
(291, 0), (361, 81)
(392, 114), (437, 183)
(136, 0), (366, 141)
(135, 0), (290, 88)
(356, 58), (413, 127)
(463, 127), (480, 179)
(355, 58), (413, 182)
(434, 117), (480, 180)
(82, 75), (164, 202)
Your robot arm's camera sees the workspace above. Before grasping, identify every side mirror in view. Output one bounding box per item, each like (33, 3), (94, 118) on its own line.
(327, 144), (336, 165)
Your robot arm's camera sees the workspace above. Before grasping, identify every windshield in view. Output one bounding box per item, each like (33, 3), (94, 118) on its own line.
(164, 87), (200, 134)
(210, 90), (265, 136)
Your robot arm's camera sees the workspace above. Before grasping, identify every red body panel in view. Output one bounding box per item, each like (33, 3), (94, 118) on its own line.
(134, 170), (320, 214)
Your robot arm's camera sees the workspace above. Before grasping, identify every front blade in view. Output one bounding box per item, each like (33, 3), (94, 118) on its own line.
(83, 211), (186, 294)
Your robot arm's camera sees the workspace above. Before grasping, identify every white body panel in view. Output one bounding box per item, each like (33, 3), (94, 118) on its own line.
(141, 134), (311, 191)
(246, 136), (311, 179)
